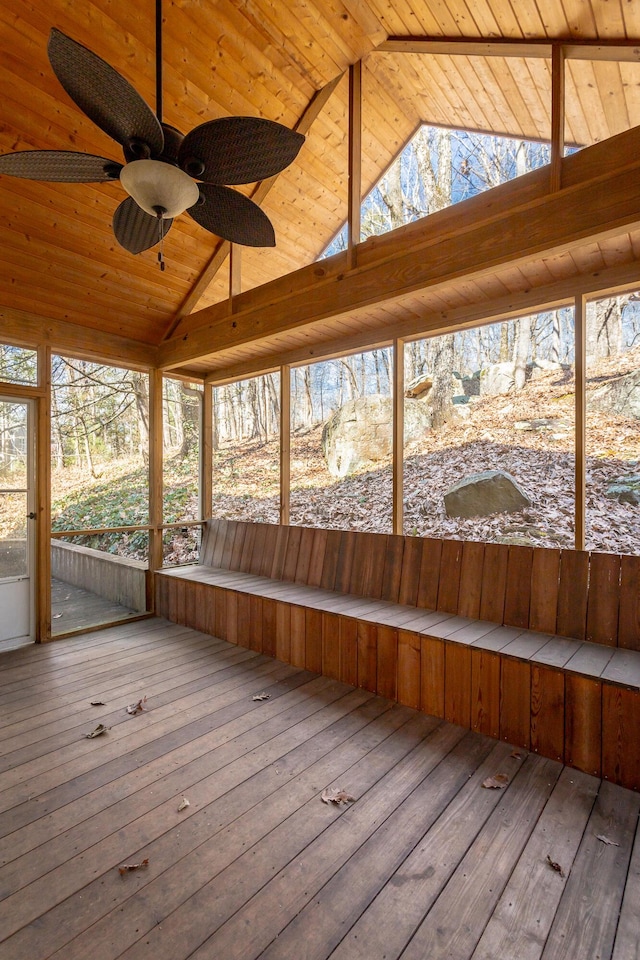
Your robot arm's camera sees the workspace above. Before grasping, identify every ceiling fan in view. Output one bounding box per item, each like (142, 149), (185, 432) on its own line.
(0, 2), (305, 264)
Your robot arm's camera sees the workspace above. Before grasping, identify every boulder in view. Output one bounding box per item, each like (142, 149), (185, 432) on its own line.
(589, 369), (640, 420)
(321, 394), (432, 477)
(443, 470), (531, 518)
(480, 359), (567, 395)
(480, 361), (516, 396)
(605, 474), (640, 506)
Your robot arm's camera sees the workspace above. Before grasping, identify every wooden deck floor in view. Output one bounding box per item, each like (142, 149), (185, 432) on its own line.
(0, 619), (638, 960)
(51, 577), (142, 636)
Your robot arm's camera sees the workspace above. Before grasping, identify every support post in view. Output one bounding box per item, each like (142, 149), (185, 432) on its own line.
(392, 339), (404, 535)
(280, 364), (291, 525)
(201, 382), (212, 523)
(148, 368), (164, 609)
(36, 345), (51, 642)
(574, 293), (586, 550)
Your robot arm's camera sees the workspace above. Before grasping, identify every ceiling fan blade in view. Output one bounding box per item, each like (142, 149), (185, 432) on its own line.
(188, 184), (275, 247)
(178, 117), (304, 185)
(113, 196), (172, 254)
(48, 28), (164, 157)
(0, 150), (122, 182)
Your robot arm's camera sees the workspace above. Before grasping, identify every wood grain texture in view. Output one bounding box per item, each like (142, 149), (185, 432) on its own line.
(397, 630), (421, 710)
(530, 664), (565, 761)
(417, 537), (442, 610)
(587, 552), (621, 645)
(503, 545), (533, 629)
(602, 685), (640, 790)
(376, 625), (398, 701)
(444, 642), (472, 728)
(398, 536), (423, 606)
(530, 547), (560, 634)
(320, 529), (342, 591)
(479, 542), (508, 624)
(275, 602), (291, 664)
(565, 674), (602, 777)
(321, 612), (340, 680)
(557, 549), (589, 640)
(357, 621), (378, 693)
(471, 648), (501, 738)
(304, 608), (323, 674)
(458, 540), (485, 619)
(541, 782), (640, 960)
(381, 535), (404, 603)
(339, 616), (358, 688)
(306, 528), (328, 588)
(500, 658), (531, 749)
(618, 555), (640, 651)
(290, 605), (306, 669)
(437, 539), (463, 614)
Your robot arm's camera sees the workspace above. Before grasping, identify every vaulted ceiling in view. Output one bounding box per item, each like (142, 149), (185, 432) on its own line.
(1, 1), (640, 380)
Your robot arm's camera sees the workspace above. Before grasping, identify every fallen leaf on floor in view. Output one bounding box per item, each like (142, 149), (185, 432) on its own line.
(118, 858), (149, 876)
(509, 751), (522, 760)
(90, 700), (106, 706)
(177, 797), (190, 812)
(482, 773), (509, 789)
(126, 696), (147, 715)
(322, 787), (355, 805)
(546, 854), (565, 878)
(85, 723), (109, 739)
(596, 834), (620, 846)
(252, 692), (271, 701)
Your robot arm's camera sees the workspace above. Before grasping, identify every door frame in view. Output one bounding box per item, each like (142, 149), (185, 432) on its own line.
(0, 395), (36, 642)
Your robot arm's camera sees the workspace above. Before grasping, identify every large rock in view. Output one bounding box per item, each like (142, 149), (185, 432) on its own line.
(480, 359), (566, 395)
(480, 361), (515, 395)
(321, 394), (431, 477)
(444, 470), (532, 518)
(605, 474), (640, 505)
(590, 369), (640, 419)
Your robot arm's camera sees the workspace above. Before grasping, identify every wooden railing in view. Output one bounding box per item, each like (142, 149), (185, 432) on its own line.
(51, 540), (147, 613)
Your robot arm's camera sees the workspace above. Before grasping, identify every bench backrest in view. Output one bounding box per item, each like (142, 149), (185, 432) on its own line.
(200, 519), (640, 650)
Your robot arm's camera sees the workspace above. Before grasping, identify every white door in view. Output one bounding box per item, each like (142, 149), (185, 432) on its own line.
(0, 398), (35, 642)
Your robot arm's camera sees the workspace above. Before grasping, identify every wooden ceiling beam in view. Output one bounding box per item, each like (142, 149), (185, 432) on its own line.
(165, 71), (345, 339)
(158, 124), (640, 371)
(0, 307), (156, 368)
(379, 37), (640, 62)
(198, 259), (640, 386)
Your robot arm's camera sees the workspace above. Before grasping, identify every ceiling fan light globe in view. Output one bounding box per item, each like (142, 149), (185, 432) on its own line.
(119, 159), (199, 218)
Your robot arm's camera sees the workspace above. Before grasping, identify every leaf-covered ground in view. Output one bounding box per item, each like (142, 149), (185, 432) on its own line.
(209, 354), (640, 555)
(11, 349), (635, 561)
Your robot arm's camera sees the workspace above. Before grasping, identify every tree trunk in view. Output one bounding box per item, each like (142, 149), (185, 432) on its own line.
(513, 315), (531, 390)
(131, 373), (150, 464)
(430, 334), (455, 429)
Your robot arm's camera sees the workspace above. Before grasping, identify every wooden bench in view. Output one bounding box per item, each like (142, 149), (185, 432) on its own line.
(155, 519), (640, 790)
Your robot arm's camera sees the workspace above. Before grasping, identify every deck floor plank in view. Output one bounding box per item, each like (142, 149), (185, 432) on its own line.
(470, 767), (599, 960)
(0, 619), (637, 960)
(540, 781), (640, 960)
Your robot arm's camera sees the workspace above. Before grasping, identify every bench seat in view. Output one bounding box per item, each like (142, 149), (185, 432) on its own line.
(155, 520), (640, 790)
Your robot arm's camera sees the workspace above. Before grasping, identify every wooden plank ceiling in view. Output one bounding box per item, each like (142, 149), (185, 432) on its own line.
(1, 1), (640, 379)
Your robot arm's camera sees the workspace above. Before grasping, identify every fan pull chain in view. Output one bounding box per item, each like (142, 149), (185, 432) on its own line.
(157, 211), (165, 271)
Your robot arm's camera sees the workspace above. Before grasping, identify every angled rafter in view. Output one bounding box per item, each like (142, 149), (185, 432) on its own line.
(164, 71), (345, 340)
